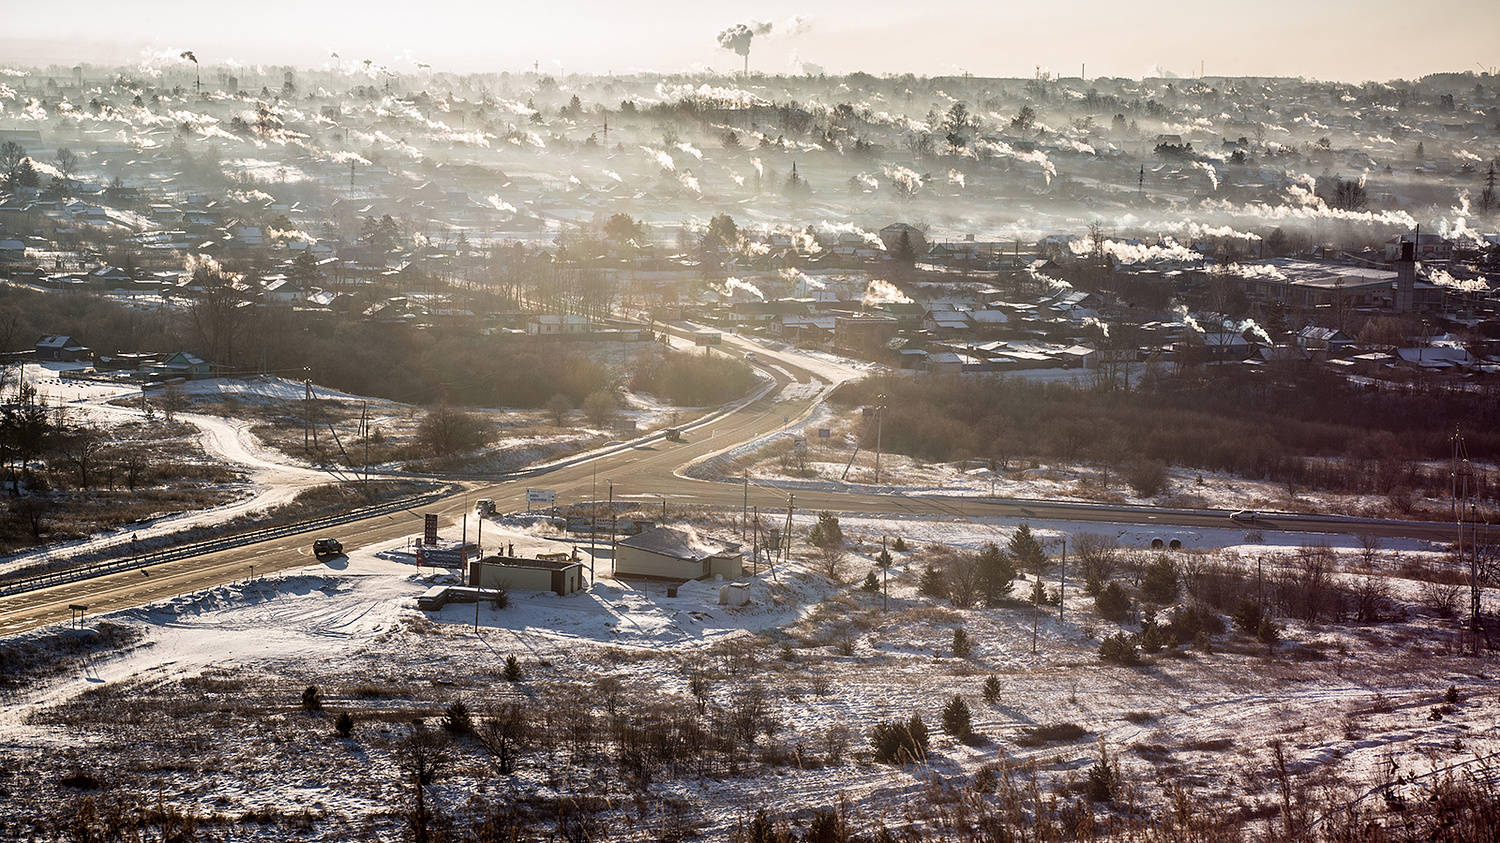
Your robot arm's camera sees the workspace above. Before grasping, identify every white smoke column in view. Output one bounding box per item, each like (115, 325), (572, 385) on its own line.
(751, 157), (764, 178)
(883, 164), (922, 197)
(725, 278), (765, 299)
(1427, 267), (1488, 293)
(680, 171), (701, 193)
(1171, 302), (1205, 335)
(603, 170), (624, 183)
(675, 142), (703, 161)
(1193, 161), (1219, 190)
(862, 279), (913, 306)
(642, 147), (675, 171)
(1082, 316), (1110, 339)
(1237, 318), (1273, 345)
(947, 169), (966, 188)
(486, 196), (517, 213)
(855, 172), (879, 190)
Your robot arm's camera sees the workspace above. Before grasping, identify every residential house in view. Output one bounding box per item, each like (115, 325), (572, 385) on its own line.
(141, 351), (212, 381)
(35, 335), (88, 362)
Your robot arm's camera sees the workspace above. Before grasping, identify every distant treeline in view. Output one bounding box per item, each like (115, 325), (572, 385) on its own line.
(0, 287), (751, 410)
(830, 371), (1500, 501)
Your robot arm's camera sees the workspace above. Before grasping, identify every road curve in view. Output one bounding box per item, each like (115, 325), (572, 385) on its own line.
(0, 348), (1488, 635)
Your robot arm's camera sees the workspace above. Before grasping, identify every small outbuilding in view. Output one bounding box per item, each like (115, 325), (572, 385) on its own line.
(35, 335), (88, 362)
(468, 555), (584, 596)
(614, 526), (743, 581)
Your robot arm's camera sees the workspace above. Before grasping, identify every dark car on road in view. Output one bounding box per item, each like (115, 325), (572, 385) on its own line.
(313, 538), (343, 557)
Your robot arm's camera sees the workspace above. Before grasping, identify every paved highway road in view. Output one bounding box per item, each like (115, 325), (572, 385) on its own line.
(1, 347), (1488, 636)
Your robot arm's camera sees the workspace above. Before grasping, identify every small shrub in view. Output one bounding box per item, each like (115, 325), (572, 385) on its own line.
(1095, 581), (1132, 622)
(892, 536), (908, 552)
(1193, 631), (1213, 653)
(503, 655), (522, 682)
(335, 711), (355, 738)
(1086, 739), (1119, 802)
(1232, 597), (1263, 634)
(952, 628), (972, 659)
(860, 572), (880, 593)
(1256, 617), (1281, 651)
(1445, 685), (1460, 705)
(301, 685), (323, 712)
(1140, 620), (1167, 654)
(918, 564), (947, 599)
(870, 716), (929, 764)
(981, 674), (1002, 704)
(442, 699), (473, 734)
(973, 766), (998, 794)
(1014, 722), (1089, 747)
(1099, 633), (1141, 666)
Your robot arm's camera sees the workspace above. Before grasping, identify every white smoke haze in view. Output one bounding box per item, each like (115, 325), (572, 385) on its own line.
(974, 138), (1056, 184)
(603, 170), (624, 183)
(1427, 267), (1489, 293)
(679, 171), (701, 193)
(854, 172), (879, 190)
(1224, 263), (1288, 282)
(1082, 316), (1110, 338)
(724, 277), (765, 300)
(863, 279), (913, 306)
(486, 195), (517, 214)
(947, 169), (966, 188)
(675, 142), (703, 161)
(781, 267), (826, 290)
(780, 15), (813, 35)
(1073, 238), (1204, 266)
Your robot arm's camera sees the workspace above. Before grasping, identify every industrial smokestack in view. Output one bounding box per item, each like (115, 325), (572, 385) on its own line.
(1394, 233), (1416, 314)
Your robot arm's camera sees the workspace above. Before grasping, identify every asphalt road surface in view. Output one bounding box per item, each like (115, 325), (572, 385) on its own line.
(1, 349), (1489, 636)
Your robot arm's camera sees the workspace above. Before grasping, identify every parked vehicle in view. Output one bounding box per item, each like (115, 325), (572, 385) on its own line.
(664, 428), (682, 442)
(313, 538), (343, 556)
(1230, 510), (1258, 523)
(475, 499), (496, 517)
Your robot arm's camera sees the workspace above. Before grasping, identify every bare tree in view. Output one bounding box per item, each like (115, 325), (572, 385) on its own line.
(476, 702), (529, 775)
(181, 255), (255, 367)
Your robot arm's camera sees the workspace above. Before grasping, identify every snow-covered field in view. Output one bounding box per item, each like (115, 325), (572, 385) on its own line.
(3, 503), (1497, 840)
(3, 346), (1498, 840)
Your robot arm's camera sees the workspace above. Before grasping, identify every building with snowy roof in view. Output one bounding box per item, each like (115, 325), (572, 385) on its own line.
(614, 526), (742, 581)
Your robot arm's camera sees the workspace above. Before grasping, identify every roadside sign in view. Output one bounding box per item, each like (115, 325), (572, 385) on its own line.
(526, 489), (556, 504)
(423, 513), (438, 545)
(818, 428), (830, 438)
(419, 547), (469, 567)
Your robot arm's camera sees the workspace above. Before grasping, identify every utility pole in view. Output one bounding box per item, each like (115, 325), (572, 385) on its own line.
(882, 535), (889, 613)
(1059, 538), (1066, 622)
(304, 372), (313, 453)
(874, 395), (886, 484)
(742, 472), (749, 538)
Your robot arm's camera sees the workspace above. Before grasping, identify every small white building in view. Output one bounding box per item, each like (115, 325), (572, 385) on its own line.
(615, 527), (742, 581)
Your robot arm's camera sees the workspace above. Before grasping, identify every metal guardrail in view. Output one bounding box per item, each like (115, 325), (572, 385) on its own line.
(0, 489), (453, 598)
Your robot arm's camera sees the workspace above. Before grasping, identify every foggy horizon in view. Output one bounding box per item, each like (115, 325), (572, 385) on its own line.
(3, 0), (1495, 83)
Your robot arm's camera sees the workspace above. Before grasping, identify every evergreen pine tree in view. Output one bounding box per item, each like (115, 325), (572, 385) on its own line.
(1008, 524), (1048, 575)
(892, 536), (908, 552)
(982, 674), (1002, 704)
(301, 685), (322, 711)
(941, 695), (973, 739)
(504, 655), (522, 682)
(952, 627), (972, 658)
(977, 541), (1015, 607)
(442, 699), (473, 734)
(335, 711), (355, 738)
(860, 571), (880, 593)
(918, 563), (948, 598)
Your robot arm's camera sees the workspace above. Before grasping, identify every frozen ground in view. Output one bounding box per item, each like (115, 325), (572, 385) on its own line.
(3, 505), (1497, 840)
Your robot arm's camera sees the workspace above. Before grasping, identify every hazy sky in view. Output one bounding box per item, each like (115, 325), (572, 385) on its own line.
(3, 0), (1495, 83)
